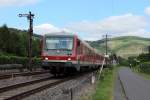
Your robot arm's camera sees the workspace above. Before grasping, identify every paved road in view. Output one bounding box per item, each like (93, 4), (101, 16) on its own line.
(114, 72), (126, 100)
(118, 67), (150, 100)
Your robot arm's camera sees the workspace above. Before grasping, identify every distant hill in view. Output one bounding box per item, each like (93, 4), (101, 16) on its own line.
(88, 36), (150, 58)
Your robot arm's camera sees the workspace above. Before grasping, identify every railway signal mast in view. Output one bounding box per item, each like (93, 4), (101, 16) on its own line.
(18, 11), (34, 71)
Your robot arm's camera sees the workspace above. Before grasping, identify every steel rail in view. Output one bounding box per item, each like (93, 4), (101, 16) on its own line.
(5, 78), (68, 100)
(0, 77), (53, 93)
(0, 70), (49, 80)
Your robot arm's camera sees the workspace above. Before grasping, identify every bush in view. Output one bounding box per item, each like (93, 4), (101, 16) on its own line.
(0, 55), (10, 64)
(0, 56), (41, 69)
(138, 54), (150, 62)
(32, 57), (42, 68)
(128, 56), (137, 67)
(118, 57), (129, 66)
(140, 62), (150, 74)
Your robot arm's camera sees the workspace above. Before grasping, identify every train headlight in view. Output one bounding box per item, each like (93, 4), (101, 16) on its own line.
(68, 58), (71, 61)
(45, 57), (48, 60)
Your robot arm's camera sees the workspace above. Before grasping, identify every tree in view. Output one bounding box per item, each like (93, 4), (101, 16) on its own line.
(32, 38), (40, 57)
(9, 32), (21, 55)
(0, 24), (10, 53)
(0, 25), (41, 57)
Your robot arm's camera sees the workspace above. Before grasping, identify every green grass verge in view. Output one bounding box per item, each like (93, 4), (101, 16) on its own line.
(138, 72), (150, 79)
(132, 68), (150, 80)
(92, 67), (116, 100)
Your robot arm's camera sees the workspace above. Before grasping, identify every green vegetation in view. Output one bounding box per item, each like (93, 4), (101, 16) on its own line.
(129, 53), (150, 73)
(0, 24), (42, 70)
(92, 67), (116, 100)
(89, 36), (150, 58)
(137, 72), (150, 79)
(0, 55), (41, 70)
(137, 53), (150, 62)
(118, 56), (129, 66)
(0, 24), (41, 57)
(131, 62), (150, 80)
(139, 62), (150, 74)
(126, 53), (150, 79)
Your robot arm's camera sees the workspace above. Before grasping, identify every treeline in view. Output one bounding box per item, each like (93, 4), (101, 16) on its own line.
(0, 24), (41, 57)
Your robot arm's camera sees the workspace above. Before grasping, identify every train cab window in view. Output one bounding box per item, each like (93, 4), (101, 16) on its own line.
(45, 37), (73, 50)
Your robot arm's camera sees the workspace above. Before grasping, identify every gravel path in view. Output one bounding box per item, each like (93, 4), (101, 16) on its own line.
(118, 67), (150, 100)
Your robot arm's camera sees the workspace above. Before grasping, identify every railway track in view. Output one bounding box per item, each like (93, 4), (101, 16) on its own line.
(0, 77), (53, 94)
(0, 76), (61, 100)
(0, 70), (49, 80)
(0, 71), (94, 100)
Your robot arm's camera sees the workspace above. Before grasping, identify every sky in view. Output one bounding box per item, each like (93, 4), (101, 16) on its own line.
(0, 0), (150, 40)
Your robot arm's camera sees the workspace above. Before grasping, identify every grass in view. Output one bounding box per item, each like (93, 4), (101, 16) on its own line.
(138, 72), (150, 79)
(92, 67), (116, 100)
(132, 67), (150, 80)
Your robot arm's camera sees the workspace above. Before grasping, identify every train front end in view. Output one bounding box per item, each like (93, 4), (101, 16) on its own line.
(41, 33), (77, 74)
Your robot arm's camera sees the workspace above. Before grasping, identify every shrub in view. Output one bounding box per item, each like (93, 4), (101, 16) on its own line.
(140, 62), (150, 74)
(118, 57), (129, 66)
(32, 57), (42, 68)
(0, 55), (41, 69)
(128, 56), (137, 67)
(138, 54), (150, 62)
(0, 55), (10, 64)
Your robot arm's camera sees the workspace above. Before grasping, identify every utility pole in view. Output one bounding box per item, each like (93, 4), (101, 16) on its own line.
(103, 34), (109, 67)
(18, 11), (34, 71)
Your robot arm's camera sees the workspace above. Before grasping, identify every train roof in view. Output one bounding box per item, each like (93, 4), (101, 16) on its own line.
(44, 32), (76, 37)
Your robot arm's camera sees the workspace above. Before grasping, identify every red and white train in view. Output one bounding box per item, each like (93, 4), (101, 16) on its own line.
(41, 32), (104, 75)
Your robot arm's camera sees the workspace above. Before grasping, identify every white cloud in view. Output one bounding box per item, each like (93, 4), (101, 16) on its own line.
(34, 23), (60, 35)
(66, 14), (149, 40)
(33, 14), (149, 41)
(0, 0), (39, 7)
(121, 29), (150, 38)
(34, 23), (73, 35)
(145, 7), (150, 16)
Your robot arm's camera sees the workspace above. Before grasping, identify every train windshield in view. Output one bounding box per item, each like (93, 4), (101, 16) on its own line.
(45, 37), (73, 50)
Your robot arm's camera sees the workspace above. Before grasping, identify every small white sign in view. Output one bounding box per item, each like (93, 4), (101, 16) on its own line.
(91, 76), (95, 84)
(105, 55), (109, 58)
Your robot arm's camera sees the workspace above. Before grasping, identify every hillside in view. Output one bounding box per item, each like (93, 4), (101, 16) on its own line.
(88, 36), (150, 58)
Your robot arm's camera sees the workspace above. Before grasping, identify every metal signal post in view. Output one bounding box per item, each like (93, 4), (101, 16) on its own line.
(18, 11), (34, 70)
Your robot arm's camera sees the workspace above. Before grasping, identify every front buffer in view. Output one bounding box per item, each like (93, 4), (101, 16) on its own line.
(41, 57), (78, 75)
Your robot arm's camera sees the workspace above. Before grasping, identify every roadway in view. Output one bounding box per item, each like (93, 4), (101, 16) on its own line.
(114, 67), (150, 100)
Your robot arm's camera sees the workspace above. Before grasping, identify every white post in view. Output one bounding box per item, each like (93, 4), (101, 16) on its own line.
(98, 58), (105, 80)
